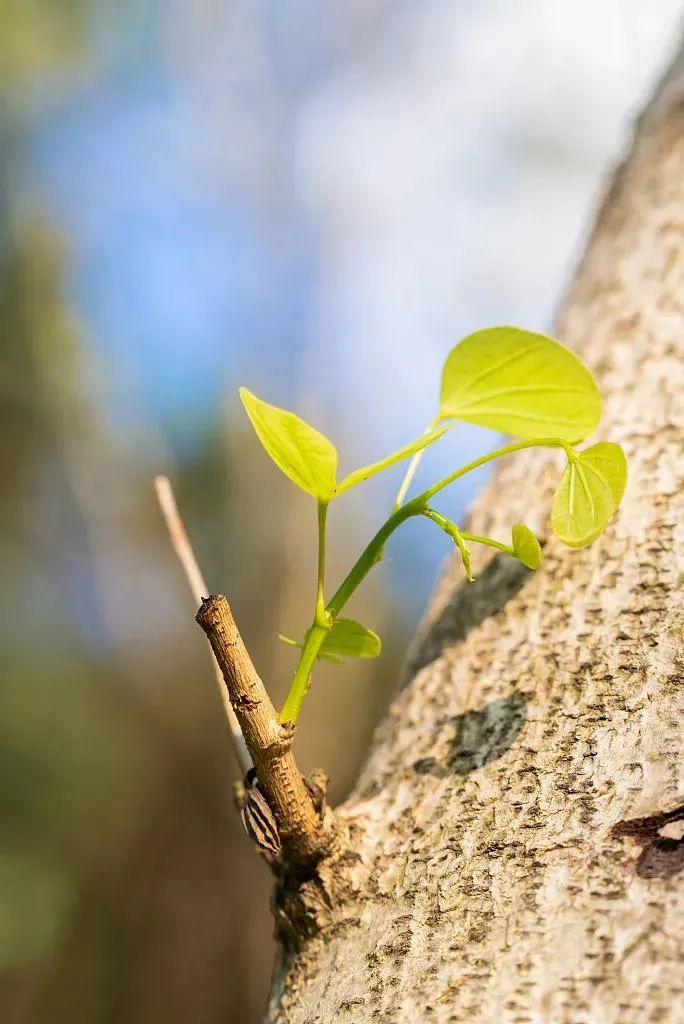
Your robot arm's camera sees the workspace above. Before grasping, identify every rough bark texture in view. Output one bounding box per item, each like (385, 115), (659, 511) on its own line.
(266, 58), (684, 1023)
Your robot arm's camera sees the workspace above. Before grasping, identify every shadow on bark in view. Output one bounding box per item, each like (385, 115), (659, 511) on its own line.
(412, 690), (529, 777)
(406, 555), (533, 679)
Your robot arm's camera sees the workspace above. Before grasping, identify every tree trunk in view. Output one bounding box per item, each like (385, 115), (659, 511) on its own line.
(267, 47), (684, 1024)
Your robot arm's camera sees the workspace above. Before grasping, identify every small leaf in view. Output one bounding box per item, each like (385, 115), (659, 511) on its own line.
(240, 387), (338, 500)
(450, 526), (473, 582)
(551, 442), (627, 548)
(424, 509), (473, 581)
(320, 618), (381, 661)
(335, 427), (447, 496)
(439, 326), (601, 441)
(278, 620), (381, 663)
(511, 523), (542, 569)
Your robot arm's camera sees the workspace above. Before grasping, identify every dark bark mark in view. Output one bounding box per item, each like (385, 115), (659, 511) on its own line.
(612, 803), (684, 879)
(413, 691), (529, 777)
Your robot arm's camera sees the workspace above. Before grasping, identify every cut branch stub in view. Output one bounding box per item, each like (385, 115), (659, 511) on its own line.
(196, 594), (331, 867)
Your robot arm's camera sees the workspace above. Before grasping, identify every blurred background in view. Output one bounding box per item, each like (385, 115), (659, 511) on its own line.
(0, 2), (680, 1021)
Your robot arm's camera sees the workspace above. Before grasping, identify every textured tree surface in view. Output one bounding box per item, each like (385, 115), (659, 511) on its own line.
(267, 58), (684, 1024)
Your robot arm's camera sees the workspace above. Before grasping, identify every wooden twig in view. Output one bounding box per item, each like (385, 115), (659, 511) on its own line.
(155, 475), (329, 866)
(154, 475), (251, 776)
(196, 594), (330, 866)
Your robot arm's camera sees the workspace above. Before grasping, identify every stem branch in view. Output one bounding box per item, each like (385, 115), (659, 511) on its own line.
(280, 436), (567, 723)
(393, 417), (442, 510)
(460, 531), (511, 554)
(315, 501), (329, 623)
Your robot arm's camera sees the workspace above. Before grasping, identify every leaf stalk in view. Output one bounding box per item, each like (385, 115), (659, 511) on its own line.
(280, 436), (569, 723)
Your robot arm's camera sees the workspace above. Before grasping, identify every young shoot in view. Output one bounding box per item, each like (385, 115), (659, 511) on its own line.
(240, 326), (627, 726)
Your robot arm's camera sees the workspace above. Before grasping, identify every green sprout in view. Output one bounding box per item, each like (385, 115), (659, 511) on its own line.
(239, 326), (627, 725)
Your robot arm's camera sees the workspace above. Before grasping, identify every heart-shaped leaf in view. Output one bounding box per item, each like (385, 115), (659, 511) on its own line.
(511, 523), (542, 569)
(551, 442), (627, 548)
(335, 427), (447, 496)
(319, 618), (381, 661)
(240, 388), (338, 500)
(279, 619), (381, 663)
(439, 326), (601, 441)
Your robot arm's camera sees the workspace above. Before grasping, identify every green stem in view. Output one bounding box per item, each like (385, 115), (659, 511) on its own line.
(459, 531), (511, 554)
(421, 507), (455, 534)
(279, 623), (329, 723)
(420, 437), (569, 504)
(392, 417), (443, 511)
(315, 500), (329, 623)
(279, 499), (421, 724)
(422, 511), (511, 554)
(331, 436), (566, 616)
(327, 500), (422, 616)
(280, 436), (569, 723)
(279, 502), (329, 724)
(421, 508), (474, 579)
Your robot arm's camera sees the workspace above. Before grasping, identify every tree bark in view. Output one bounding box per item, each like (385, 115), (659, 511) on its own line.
(266, 48), (684, 1024)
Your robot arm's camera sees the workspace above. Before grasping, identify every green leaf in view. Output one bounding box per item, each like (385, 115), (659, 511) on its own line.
(278, 620), (381, 663)
(511, 523), (542, 569)
(335, 427), (447, 496)
(439, 326), (601, 441)
(450, 525), (473, 582)
(423, 508), (473, 581)
(240, 387), (338, 500)
(551, 442), (627, 548)
(320, 618), (382, 661)
(579, 442), (628, 507)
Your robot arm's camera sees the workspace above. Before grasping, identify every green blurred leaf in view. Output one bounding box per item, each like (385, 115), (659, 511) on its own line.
(551, 442), (627, 548)
(335, 427), (447, 496)
(321, 618), (381, 660)
(511, 523), (542, 569)
(240, 388), (338, 500)
(439, 326), (601, 441)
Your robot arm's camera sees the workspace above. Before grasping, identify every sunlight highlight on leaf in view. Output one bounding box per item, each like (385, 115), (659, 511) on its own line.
(240, 388), (338, 500)
(551, 442), (627, 548)
(439, 326), (601, 441)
